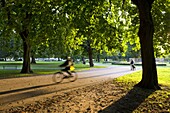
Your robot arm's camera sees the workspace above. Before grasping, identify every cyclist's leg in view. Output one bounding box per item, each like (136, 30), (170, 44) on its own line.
(66, 67), (72, 75)
(66, 70), (72, 75)
(61, 68), (67, 76)
(62, 68), (72, 75)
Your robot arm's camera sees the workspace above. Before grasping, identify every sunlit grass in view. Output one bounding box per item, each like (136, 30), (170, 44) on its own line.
(116, 67), (170, 87)
(113, 67), (170, 112)
(157, 67), (170, 87)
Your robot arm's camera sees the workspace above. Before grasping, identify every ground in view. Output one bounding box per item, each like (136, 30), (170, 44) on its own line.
(0, 66), (169, 113)
(1, 80), (170, 113)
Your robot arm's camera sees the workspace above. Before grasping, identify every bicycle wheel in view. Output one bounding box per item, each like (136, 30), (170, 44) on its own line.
(68, 71), (78, 82)
(52, 72), (64, 83)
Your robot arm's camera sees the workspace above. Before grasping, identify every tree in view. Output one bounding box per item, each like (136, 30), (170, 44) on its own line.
(0, 0), (63, 73)
(125, 42), (141, 61)
(131, 0), (160, 89)
(0, 30), (22, 60)
(62, 0), (132, 67)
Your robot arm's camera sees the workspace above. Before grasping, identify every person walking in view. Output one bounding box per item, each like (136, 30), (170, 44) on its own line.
(130, 59), (136, 71)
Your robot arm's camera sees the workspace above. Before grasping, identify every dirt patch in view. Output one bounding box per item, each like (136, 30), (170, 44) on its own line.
(2, 80), (170, 113)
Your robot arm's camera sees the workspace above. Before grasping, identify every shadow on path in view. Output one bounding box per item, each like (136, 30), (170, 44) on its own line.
(0, 83), (57, 95)
(99, 87), (155, 113)
(0, 81), (79, 105)
(0, 70), (132, 95)
(0, 80), (100, 105)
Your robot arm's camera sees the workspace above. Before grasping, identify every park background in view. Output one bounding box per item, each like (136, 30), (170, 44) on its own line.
(0, 0), (170, 112)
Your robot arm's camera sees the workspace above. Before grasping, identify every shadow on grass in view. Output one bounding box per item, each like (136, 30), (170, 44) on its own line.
(99, 86), (155, 113)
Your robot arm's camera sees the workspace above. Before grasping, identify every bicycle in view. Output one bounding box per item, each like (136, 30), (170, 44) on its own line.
(52, 66), (78, 83)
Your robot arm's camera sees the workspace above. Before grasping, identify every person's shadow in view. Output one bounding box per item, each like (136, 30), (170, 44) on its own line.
(99, 86), (155, 113)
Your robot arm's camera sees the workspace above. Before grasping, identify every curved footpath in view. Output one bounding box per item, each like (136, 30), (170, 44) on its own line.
(0, 65), (142, 112)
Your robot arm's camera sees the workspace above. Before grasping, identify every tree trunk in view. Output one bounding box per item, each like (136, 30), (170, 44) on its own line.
(88, 45), (94, 67)
(82, 56), (86, 64)
(31, 55), (36, 64)
(97, 54), (100, 62)
(105, 57), (108, 62)
(31, 50), (36, 64)
(132, 0), (160, 89)
(20, 30), (33, 73)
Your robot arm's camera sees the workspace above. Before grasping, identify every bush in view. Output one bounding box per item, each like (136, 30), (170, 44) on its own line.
(0, 58), (5, 61)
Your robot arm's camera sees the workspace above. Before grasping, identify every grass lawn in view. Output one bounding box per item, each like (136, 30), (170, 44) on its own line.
(116, 67), (170, 87)
(0, 61), (106, 79)
(113, 67), (170, 112)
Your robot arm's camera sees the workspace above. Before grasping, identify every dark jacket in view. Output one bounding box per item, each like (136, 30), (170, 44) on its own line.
(130, 60), (134, 65)
(60, 59), (73, 70)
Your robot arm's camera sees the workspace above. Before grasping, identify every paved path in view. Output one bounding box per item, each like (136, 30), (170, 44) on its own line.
(0, 65), (141, 110)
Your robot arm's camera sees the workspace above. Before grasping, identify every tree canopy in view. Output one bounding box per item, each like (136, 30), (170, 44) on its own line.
(0, 0), (169, 74)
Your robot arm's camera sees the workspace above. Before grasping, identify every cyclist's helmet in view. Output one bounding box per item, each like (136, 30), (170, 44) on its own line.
(67, 56), (71, 60)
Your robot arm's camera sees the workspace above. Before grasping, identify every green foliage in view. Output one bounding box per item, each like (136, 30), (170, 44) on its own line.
(152, 0), (170, 57)
(0, 0), (169, 61)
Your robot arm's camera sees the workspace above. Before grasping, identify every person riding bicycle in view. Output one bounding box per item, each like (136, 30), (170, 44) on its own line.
(59, 56), (74, 75)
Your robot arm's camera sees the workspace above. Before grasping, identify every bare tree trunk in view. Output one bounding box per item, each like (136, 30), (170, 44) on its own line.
(31, 50), (36, 64)
(20, 30), (33, 73)
(82, 56), (86, 64)
(31, 55), (36, 64)
(87, 43), (94, 67)
(97, 54), (100, 62)
(132, 0), (160, 89)
(105, 57), (108, 62)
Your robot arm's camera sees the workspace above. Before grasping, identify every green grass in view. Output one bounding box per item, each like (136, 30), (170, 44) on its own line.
(157, 67), (170, 87)
(113, 67), (170, 112)
(0, 61), (106, 79)
(116, 67), (170, 87)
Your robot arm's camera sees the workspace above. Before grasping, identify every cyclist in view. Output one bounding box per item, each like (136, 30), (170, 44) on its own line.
(59, 56), (74, 75)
